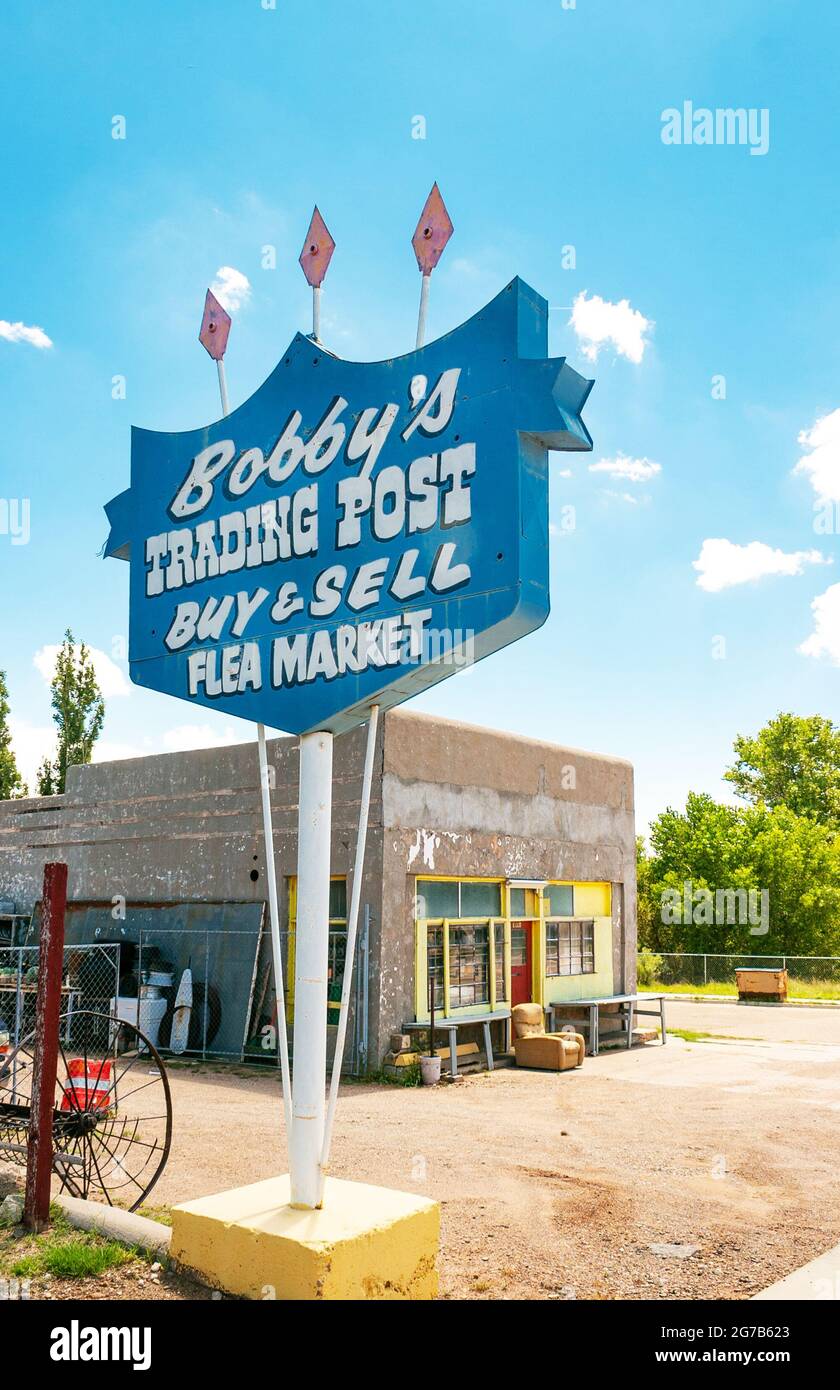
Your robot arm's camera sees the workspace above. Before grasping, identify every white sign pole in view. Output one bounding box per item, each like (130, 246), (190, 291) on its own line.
(288, 209), (341, 1209)
(319, 701), (379, 1199)
(289, 729), (333, 1208)
(257, 724), (294, 1142)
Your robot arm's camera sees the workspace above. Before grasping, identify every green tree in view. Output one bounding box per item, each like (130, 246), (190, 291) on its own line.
(724, 712), (840, 827)
(36, 757), (57, 797)
(36, 631), (105, 795)
(0, 669), (27, 800)
(638, 792), (840, 958)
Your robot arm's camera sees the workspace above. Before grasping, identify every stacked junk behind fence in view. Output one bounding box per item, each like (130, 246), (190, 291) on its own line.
(0, 900), (369, 1074)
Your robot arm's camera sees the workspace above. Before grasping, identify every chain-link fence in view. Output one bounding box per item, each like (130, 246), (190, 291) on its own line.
(0, 944), (121, 1052)
(108, 920), (369, 1071)
(641, 951), (840, 995)
(7, 903), (371, 1072)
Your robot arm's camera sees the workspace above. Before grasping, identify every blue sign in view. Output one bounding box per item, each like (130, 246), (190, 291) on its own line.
(104, 278), (593, 735)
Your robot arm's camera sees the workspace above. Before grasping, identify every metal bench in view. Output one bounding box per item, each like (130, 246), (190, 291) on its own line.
(402, 1008), (511, 1077)
(546, 993), (667, 1056)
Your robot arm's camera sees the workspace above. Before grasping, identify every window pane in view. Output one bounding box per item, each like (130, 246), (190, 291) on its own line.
(448, 925), (489, 1009)
(545, 922), (559, 976)
(559, 921), (572, 975)
(328, 931), (346, 992)
(329, 879), (347, 920)
(510, 926), (529, 966)
(509, 887), (527, 917)
(417, 880), (458, 919)
(460, 881), (501, 917)
(547, 884), (574, 916)
(427, 927), (445, 1010)
(494, 927), (506, 1001)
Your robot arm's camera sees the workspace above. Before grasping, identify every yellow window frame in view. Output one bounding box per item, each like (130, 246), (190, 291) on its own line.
(286, 873), (348, 1023)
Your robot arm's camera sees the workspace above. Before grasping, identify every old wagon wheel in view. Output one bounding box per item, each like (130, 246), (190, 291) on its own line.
(0, 1009), (172, 1211)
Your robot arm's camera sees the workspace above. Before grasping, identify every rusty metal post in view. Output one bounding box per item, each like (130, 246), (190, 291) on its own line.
(23, 862), (68, 1232)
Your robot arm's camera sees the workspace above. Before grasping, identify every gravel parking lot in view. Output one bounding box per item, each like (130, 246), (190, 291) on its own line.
(150, 1002), (840, 1300)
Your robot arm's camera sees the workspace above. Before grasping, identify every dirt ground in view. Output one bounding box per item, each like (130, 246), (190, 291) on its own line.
(143, 1000), (840, 1301)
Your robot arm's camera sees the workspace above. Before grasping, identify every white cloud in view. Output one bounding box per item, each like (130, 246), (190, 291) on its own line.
(210, 266), (251, 313)
(693, 538), (830, 593)
(793, 407), (840, 501)
(799, 583), (840, 664)
(8, 718), (54, 793)
(0, 319), (53, 349)
(569, 291), (652, 364)
(33, 645), (131, 698)
(589, 454), (661, 483)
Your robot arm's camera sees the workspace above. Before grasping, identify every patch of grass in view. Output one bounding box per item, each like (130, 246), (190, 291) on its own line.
(367, 1062), (422, 1087)
(41, 1237), (134, 1278)
(0, 1190), (141, 1282)
(137, 1204), (173, 1227)
(667, 1028), (761, 1043)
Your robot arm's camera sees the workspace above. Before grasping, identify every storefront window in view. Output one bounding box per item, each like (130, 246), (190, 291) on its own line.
(416, 879), (501, 919)
(425, 923), (493, 1012)
(494, 925), (506, 1003)
(509, 886), (528, 917)
(418, 880), (459, 919)
(546, 884), (574, 916)
(460, 881), (501, 917)
(427, 926), (445, 1011)
(545, 919), (595, 976)
(448, 925), (490, 1008)
(329, 879), (347, 920)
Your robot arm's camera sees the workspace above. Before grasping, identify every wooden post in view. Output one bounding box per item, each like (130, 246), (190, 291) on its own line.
(23, 862), (67, 1232)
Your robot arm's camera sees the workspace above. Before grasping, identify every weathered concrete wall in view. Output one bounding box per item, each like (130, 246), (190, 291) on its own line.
(0, 707), (636, 1066)
(0, 725), (383, 913)
(377, 710), (637, 1054)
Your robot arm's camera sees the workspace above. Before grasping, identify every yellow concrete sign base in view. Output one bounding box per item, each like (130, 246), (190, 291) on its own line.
(170, 1174), (440, 1300)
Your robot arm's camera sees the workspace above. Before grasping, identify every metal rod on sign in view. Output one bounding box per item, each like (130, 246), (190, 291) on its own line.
(24, 862), (67, 1232)
(199, 287), (294, 1143)
(289, 730), (334, 1209)
(415, 275), (430, 350)
(411, 182), (454, 351)
(216, 358), (230, 416)
(319, 704), (380, 1195)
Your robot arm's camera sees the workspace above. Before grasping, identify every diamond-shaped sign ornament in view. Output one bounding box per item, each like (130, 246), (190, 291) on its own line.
(104, 278), (593, 737)
(198, 289), (231, 361)
(412, 183), (453, 275)
(299, 207), (335, 288)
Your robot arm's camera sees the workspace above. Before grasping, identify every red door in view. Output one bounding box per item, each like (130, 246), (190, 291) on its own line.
(510, 923), (532, 1007)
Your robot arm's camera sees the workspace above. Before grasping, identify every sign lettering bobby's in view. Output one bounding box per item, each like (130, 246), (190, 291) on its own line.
(153, 366), (469, 699)
(105, 279), (594, 734)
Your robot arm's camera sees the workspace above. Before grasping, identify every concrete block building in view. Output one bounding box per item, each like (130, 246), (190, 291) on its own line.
(0, 710), (636, 1066)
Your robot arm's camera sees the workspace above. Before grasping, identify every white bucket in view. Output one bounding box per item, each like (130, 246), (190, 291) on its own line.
(420, 1054), (442, 1086)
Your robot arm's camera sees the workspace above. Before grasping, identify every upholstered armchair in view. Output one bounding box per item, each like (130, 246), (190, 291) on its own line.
(511, 1003), (585, 1071)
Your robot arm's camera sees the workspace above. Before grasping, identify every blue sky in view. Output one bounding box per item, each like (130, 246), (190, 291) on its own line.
(2, 0), (840, 834)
